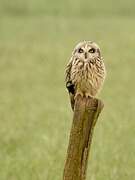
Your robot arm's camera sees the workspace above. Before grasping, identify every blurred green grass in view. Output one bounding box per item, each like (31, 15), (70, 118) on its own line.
(1, 0), (135, 17)
(0, 1), (135, 180)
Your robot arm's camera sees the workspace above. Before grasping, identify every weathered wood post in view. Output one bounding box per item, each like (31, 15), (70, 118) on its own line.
(63, 95), (104, 180)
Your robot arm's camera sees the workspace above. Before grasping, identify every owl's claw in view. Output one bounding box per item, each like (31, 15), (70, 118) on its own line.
(74, 92), (83, 100)
(74, 92), (93, 100)
(85, 93), (93, 99)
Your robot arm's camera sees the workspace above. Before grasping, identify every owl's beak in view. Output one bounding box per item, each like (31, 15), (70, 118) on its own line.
(84, 52), (87, 59)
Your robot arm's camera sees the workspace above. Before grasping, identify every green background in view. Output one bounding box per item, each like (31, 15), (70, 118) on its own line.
(0, 0), (135, 179)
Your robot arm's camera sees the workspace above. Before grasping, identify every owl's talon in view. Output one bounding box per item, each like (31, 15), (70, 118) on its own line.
(74, 92), (83, 100)
(85, 93), (93, 99)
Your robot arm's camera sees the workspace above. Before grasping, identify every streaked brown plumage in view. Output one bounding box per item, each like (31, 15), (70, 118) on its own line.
(65, 41), (106, 110)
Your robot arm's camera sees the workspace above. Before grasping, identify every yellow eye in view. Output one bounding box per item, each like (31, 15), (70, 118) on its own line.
(78, 48), (84, 53)
(88, 48), (95, 53)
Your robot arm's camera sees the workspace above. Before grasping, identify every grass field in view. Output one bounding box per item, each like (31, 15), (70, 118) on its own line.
(0, 1), (135, 180)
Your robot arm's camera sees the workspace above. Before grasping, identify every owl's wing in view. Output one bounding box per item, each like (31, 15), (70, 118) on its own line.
(65, 57), (75, 111)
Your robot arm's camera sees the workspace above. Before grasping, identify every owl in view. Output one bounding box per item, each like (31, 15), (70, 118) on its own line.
(65, 41), (106, 110)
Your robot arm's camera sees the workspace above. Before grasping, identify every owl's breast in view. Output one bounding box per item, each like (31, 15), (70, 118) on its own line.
(71, 60), (105, 96)
(71, 61), (91, 84)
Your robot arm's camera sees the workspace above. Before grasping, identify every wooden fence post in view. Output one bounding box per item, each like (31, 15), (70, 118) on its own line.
(63, 95), (104, 180)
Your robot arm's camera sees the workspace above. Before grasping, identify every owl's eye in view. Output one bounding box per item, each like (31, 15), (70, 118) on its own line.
(78, 48), (84, 53)
(88, 48), (95, 53)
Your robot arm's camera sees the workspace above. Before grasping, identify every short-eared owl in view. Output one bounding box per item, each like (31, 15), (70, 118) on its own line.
(65, 41), (106, 110)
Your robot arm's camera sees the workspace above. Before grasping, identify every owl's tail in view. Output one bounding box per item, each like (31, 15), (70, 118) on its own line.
(69, 93), (75, 111)
(66, 81), (75, 111)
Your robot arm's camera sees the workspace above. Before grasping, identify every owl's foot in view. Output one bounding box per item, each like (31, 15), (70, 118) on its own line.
(85, 92), (93, 99)
(74, 92), (94, 100)
(74, 92), (83, 100)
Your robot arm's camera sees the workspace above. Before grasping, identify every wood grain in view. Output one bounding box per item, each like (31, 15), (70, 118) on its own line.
(63, 95), (104, 180)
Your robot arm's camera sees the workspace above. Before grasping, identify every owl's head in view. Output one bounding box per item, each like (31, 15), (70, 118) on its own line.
(72, 41), (101, 63)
